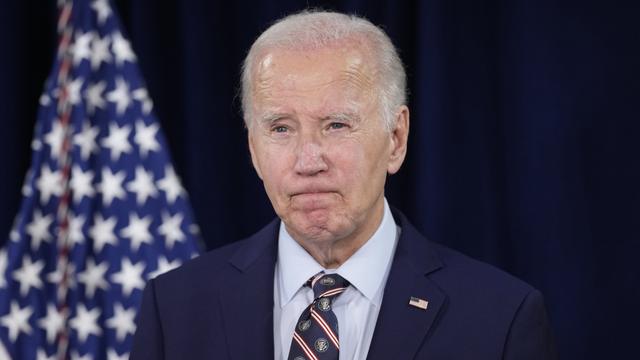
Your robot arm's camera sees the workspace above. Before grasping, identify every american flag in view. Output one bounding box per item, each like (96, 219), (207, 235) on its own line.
(0, 0), (201, 358)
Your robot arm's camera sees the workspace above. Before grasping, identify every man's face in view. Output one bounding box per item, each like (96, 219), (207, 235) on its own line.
(247, 45), (408, 254)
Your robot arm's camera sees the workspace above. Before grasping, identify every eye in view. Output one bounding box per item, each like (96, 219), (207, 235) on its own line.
(272, 125), (288, 133)
(328, 122), (347, 130)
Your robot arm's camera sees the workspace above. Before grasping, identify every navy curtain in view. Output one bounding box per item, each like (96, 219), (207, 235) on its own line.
(2, 0), (638, 358)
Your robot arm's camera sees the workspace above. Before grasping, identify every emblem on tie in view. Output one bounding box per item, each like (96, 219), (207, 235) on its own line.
(317, 297), (332, 311)
(320, 277), (336, 286)
(409, 296), (429, 310)
(315, 338), (329, 352)
(298, 319), (311, 332)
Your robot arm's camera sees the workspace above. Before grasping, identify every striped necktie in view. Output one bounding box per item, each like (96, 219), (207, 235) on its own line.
(288, 273), (350, 360)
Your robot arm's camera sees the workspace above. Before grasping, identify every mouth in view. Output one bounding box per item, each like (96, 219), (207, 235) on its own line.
(289, 190), (339, 210)
(289, 185), (338, 197)
(291, 189), (335, 196)
(290, 191), (337, 200)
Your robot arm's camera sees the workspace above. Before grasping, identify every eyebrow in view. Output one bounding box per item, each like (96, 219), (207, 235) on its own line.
(257, 110), (362, 125)
(257, 112), (290, 125)
(321, 111), (361, 123)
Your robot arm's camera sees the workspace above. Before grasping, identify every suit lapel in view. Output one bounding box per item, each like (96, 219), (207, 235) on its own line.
(218, 220), (279, 359)
(367, 211), (447, 360)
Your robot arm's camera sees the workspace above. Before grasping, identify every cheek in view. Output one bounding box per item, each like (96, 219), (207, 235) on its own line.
(327, 141), (368, 181)
(331, 136), (389, 186)
(256, 144), (294, 190)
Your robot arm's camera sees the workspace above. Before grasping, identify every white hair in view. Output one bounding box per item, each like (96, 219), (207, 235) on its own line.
(240, 10), (407, 131)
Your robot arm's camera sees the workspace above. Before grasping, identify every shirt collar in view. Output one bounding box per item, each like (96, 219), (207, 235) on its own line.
(277, 199), (397, 306)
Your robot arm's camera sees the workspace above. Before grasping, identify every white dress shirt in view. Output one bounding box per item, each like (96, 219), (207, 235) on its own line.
(273, 199), (399, 360)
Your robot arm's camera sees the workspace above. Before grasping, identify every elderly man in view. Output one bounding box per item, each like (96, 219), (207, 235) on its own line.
(131, 10), (556, 360)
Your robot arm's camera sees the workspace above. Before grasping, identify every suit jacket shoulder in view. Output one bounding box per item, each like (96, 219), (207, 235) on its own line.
(366, 210), (557, 360)
(430, 241), (556, 359)
(131, 219), (280, 360)
(430, 239), (534, 305)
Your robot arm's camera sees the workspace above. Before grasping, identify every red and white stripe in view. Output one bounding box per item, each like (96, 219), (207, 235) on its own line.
(310, 273), (325, 288)
(310, 308), (340, 349)
(293, 331), (319, 360)
(318, 287), (347, 298)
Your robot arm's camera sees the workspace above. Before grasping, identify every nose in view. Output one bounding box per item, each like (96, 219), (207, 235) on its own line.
(293, 134), (328, 176)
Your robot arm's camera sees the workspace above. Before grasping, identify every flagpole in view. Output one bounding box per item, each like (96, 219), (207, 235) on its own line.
(53, 1), (75, 358)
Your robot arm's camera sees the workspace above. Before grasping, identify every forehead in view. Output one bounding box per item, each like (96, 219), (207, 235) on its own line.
(252, 45), (377, 109)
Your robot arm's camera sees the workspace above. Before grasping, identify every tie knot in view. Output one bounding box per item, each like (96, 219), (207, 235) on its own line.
(308, 273), (350, 300)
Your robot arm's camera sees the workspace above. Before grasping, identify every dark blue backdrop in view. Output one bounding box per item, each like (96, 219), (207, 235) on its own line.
(2, 0), (639, 358)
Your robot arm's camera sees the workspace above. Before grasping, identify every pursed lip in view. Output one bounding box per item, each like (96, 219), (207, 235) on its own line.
(288, 186), (338, 197)
(288, 191), (338, 211)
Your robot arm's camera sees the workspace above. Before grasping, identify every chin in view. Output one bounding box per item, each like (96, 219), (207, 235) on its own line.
(287, 210), (354, 243)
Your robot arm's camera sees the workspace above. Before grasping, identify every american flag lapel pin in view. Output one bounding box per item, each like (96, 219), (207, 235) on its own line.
(409, 296), (429, 310)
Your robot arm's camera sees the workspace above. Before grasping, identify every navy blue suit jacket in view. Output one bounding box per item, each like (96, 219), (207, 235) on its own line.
(131, 211), (557, 359)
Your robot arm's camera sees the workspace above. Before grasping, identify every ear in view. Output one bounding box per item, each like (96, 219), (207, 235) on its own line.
(387, 105), (410, 175)
(247, 130), (264, 180)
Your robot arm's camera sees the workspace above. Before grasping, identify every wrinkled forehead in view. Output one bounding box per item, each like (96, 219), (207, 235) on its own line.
(251, 44), (378, 106)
